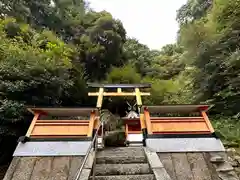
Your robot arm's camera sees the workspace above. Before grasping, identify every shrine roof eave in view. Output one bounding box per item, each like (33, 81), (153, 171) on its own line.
(27, 107), (99, 116)
(143, 104), (213, 113)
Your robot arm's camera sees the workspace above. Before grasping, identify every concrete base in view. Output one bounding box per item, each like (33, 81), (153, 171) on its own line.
(127, 134), (143, 142)
(146, 138), (225, 152)
(13, 141), (91, 156)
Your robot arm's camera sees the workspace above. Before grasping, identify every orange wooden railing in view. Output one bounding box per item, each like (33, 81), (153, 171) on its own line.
(25, 111), (100, 139)
(143, 109), (214, 135)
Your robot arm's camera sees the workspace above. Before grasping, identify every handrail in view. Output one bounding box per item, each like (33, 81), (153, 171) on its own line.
(73, 119), (104, 180)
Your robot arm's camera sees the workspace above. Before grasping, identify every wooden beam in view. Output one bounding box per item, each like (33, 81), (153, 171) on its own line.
(87, 83), (151, 88)
(31, 135), (87, 138)
(35, 123), (89, 126)
(117, 88), (122, 93)
(135, 88), (142, 106)
(143, 105), (211, 113)
(144, 110), (153, 134)
(96, 88), (104, 108)
(150, 119), (205, 123)
(31, 125), (89, 136)
(151, 131), (211, 134)
(149, 117), (204, 120)
(201, 111), (215, 133)
(94, 117), (100, 129)
(140, 114), (146, 129)
(27, 108), (98, 116)
(26, 113), (40, 137)
(128, 131), (142, 134)
(36, 120), (90, 123)
(87, 112), (96, 137)
(125, 124), (128, 139)
(88, 92), (150, 96)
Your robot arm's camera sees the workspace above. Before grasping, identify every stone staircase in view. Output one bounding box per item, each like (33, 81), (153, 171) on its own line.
(90, 147), (155, 180)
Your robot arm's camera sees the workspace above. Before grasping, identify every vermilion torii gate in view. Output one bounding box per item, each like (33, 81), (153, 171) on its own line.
(87, 83), (151, 146)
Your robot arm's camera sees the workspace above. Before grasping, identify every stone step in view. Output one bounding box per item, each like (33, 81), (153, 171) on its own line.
(128, 143), (143, 147)
(126, 140), (143, 147)
(97, 147), (145, 157)
(91, 174), (155, 180)
(95, 163), (152, 176)
(96, 155), (147, 164)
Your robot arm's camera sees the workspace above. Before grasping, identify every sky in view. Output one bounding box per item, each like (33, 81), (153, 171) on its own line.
(88, 0), (187, 50)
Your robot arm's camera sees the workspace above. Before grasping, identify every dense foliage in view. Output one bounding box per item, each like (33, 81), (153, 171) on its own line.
(177, 0), (240, 115)
(175, 0), (240, 145)
(0, 0), (240, 164)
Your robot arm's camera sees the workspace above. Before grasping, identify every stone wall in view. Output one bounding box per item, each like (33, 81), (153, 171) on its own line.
(157, 152), (239, 180)
(226, 148), (240, 178)
(3, 156), (84, 180)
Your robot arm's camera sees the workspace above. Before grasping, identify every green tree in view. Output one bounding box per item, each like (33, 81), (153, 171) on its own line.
(106, 64), (141, 84)
(0, 18), (87, 136)
(177, 0), (213, 25)
(79, 11), (127, 80)
(177, 0), (240, 115)
(122, 38), (160, 76)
